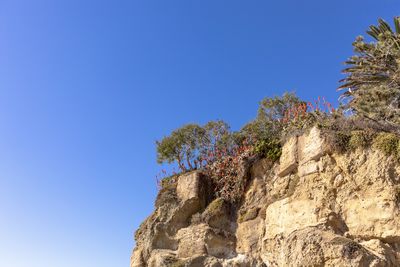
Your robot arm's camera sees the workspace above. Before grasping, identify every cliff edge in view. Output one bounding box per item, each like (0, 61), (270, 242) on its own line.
(131, 127), (400, 266)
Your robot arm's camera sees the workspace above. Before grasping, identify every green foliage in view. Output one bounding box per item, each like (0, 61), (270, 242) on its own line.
(325, 131), (351, 153)
(239, 92), (303, 142)
(254, 139), (282, 161)
(159, 175), (177, 189)
(238, 207), (259, 223)
(156, 120), (235, 172)
(348, 130), (373, 150)
(204, 198), (225, 215)
(258, 92), (304, 122)
(202, 120), (233, 153)
(238, 118), (274, 144)
(156, 124), (206, 171)
(372, 132), (400, 156)
(339, 17), (400, 124)
(283, 112), (320, 135)
(154, 17), (400, 204)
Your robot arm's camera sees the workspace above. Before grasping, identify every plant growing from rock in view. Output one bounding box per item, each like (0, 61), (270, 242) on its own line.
(253, 139), (282, 161)
(348, 130), (374, 150)
(281, 96), (336, 134)
(202, 140), (255, 203)
(372, 132), (400, 156)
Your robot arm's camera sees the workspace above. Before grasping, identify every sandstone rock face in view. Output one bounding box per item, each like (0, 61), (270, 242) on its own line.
(278, 136), (298, 177)
(132, 127), (400, 266)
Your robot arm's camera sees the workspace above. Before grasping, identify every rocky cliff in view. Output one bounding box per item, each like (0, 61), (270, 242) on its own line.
(131, 127), (400, 266)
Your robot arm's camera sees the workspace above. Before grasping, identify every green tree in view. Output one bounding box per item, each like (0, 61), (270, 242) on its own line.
(156, 124), (206, 171)
(239, 92), (303, 142)
(339, 17), (400, 124)
(156, 120), (233, 172)
(202, 120), (232, 151)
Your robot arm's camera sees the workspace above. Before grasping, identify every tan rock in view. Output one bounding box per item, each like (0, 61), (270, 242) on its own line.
(177, 171), (202, 202)
(342, 193), (400, 242)
(236, 217), (264, 254)
(298, 160), (319, 177)
(361, 239), (399, 265)
(334, 150), (400, 242)
(176, 224), (236, 259)
(298, 126), (328, 164)
(251, 157), (273, 179)
(262, 228), (386, 267)
(202, 198), (233, 231)
(205, 230), (236, 259)
(176, 224), (208, 258)
(278, 136), (298, 177)
(130, 248), (144, 267)
(147, 250), (177, 267)
(132, 129), (400, 267)
(264, 198), (321, 239)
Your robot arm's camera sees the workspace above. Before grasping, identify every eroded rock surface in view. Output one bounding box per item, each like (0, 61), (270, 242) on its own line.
(132, 127), (400, 266)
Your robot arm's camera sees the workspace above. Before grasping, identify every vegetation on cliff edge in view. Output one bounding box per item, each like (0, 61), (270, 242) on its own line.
(156, 17), (400, 203)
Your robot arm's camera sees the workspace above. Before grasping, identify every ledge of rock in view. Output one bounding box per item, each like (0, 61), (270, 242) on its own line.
(132, 127), (400, 266)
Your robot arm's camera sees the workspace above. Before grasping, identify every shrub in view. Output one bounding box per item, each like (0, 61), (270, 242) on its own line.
(159, 175), (177, 189)
(348, 130), (373, 150)
(203, 143), (254, 203)
(204, 198), (225, 217)
(372, 132), (400, 156)
(238, 207), (259, 223)
(281, 96), (337, 137)
(253, 139), (282, 161)
(325, 131), (351, 153)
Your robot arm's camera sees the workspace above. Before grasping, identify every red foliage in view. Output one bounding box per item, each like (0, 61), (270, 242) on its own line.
(282, 96), (335, 125)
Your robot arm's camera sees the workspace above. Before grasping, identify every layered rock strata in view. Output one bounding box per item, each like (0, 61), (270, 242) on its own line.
(132, 127), (400, 266)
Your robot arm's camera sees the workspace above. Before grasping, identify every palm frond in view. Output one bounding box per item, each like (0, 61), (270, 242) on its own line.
(378, 18), (393, 33)
(394, 17), (400, 34)
(367, 25), (382, 40)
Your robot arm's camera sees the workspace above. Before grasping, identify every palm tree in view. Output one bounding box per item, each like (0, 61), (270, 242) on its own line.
(338, 17), (400, 125)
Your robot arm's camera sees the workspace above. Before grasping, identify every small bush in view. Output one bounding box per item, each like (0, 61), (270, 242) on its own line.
(159, 175), (177, 189)
(283, 112), (319, 136)
(373, 133), (400, 156)
(348, 130), (373, 150)
(203, 144), (254, 203)
(206, 198), (225, 214)
(325, 131), (351, 153)
(253, 139), (282, 161)
(238, 207), (259, 223)
(281, 96), (336, 136)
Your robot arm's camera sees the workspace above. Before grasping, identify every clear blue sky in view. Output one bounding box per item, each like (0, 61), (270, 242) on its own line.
(0, 1), (397, 266)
